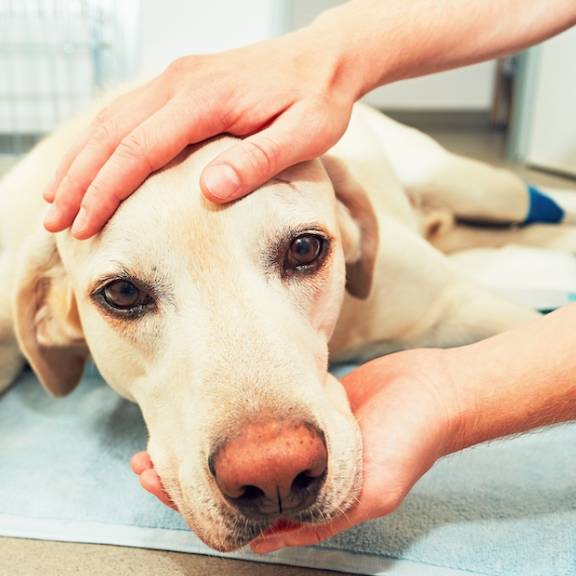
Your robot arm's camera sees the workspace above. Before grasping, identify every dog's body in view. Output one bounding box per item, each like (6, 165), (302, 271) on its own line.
(1, 102), (575, 550)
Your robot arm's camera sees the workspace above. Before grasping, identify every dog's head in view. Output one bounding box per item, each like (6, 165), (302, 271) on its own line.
(12, 137), (378, 550)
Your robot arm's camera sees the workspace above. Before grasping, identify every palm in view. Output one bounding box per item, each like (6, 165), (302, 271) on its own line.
(132, 349), (455, 552)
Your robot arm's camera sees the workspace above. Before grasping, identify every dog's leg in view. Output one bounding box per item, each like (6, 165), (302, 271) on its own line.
(333, 215), (538, 361)
(395, 141), (576, 253)
(431, 222), (576, 254)
(366, 109), (576, 236)
(406, 153), (535, 226)
(388, 222), (540, 350)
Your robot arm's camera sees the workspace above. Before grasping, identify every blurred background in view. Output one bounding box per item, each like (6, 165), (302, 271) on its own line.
(0, 0), (575, 181)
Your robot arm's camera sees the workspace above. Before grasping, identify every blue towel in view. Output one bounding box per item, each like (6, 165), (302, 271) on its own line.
(1, 366), (576, 576)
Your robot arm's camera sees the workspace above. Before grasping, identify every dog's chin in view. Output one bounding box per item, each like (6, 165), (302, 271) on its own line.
(197, 520), (267, 552)
(182, 466), (363, 552)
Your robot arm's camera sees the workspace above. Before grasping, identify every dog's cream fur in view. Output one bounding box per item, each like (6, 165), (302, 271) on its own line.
(1, 102), (575, 550)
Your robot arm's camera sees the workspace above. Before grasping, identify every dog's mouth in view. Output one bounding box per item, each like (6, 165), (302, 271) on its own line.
(264, 518), (302, 536)
(193, 481), (361, 551)
(162, 408), (363, 551)
(171, 482), (358, 552)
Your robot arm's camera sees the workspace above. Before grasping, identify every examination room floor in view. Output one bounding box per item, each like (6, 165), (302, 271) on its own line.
(1, 125), (574, 576)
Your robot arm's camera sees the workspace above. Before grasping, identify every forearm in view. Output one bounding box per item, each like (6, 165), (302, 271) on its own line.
(308, 0), (576, 98)
(444, 304), (576, 453)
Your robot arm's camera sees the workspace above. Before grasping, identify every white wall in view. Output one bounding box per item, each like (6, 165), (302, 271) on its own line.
(288, 0), (496, 111)
(138, 0), (282, 76)
(525, 28), (576, 176)
(363, 63), (496, 110)
(138, 0), (496, 109)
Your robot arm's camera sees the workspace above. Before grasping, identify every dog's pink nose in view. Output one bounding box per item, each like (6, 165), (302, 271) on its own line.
(210, 420), (327, 519)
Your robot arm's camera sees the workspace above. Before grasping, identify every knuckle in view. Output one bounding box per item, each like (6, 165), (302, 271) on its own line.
(164, 55), (199, 78)
(116, 133), (153, 171)
(85, 180), (121, 213)
(242, 138), (279, 178)
(165, 56), (187, 75)
(84, 179), (106, 202)
(57, 173), (85, 201)
(89, 120), (117, 147)
(93, 107), (112, 126)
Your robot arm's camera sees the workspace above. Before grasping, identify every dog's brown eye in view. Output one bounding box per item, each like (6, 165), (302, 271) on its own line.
(102, 280), (146, 310)
(285, 234), (326, 271)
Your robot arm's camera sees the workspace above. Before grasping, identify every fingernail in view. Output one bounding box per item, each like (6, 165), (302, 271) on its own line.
(43, 175), (59, 201)
(202, 164), (240, 202)
(71, 206), (88, 236)
(43, 204), (59, 227)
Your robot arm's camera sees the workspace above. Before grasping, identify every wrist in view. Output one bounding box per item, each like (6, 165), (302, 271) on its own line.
(439, 308), (576, 456)
(303, 4), (384, 102)
(439, 345), (482, 457)
(413, 347), (475, 459)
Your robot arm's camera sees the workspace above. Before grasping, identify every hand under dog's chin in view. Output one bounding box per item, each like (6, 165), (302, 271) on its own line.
(175, 465), (363, 552)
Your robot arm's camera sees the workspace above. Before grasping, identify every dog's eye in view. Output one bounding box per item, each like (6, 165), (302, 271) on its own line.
(285, 234), (326, 271)
(99, 280), (152, 314)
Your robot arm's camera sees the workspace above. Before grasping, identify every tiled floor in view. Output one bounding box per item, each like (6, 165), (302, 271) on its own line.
(0, 538), (345, 576)
(1, 126), (574, 576)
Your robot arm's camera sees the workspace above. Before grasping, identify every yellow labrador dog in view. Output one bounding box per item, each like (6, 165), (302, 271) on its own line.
(1, 102), (574, 550)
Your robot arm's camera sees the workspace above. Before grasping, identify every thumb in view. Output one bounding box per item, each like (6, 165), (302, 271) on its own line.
(200, 105), (335, 203)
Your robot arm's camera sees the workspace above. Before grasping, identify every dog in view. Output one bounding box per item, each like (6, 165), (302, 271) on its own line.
(1, 101), (575, 551)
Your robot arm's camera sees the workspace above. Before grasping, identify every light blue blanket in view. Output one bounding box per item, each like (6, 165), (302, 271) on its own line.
(1, 366), (575, 576)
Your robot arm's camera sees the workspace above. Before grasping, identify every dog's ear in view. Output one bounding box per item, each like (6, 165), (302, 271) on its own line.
(12, 232), (88, 397)
(322, 155), (379, 300)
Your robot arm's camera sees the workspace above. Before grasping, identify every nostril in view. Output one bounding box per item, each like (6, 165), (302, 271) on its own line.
(236, 485), (265, 502)
(292, 471), (317, 492)
(291, 469), (326, 495)
(210, 419), (328, 517)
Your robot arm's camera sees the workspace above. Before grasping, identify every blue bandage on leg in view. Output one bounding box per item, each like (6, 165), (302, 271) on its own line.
(524, 185), (564, 225)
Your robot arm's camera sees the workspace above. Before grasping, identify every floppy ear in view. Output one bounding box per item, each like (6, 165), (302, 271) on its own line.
(322, 155), (379, 300)
(12, 232), (88, 397)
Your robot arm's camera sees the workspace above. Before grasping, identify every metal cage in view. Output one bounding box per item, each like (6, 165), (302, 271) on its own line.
(0, 0), (138, 159)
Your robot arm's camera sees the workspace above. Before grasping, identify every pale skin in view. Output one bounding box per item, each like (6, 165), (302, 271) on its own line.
(43, 0), (576, 551)
(133, 305), (576, 552)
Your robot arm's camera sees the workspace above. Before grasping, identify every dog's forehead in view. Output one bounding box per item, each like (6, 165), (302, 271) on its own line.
(59, 137), (337, 275)
(107, 137), (335, 234)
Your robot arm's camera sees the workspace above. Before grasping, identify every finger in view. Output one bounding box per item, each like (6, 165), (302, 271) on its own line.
(139, 469), (178, 510)
(130, 451), (153, 474)
(251, 450), (396, 554)
(44, 89), (167, 233)
(200, 103), (338, 204)
(43, 83), (153, 205)
(251, 515), (353, 554)
(70, 93), (227, 239)
(339, 357), (393, 411)
(43, 133), (92, 204)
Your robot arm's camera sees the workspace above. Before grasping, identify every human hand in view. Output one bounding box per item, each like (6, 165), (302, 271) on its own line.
(43, 26), (360, 239)
(131, 451), (178, 511)
(131, 348), (460, 552)
(250, 348), (460, 552)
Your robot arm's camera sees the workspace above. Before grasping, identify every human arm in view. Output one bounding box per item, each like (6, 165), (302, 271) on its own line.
(251, 303), (576, 551)
(44, 0), (576, 238)
(131, 304), (576, 551)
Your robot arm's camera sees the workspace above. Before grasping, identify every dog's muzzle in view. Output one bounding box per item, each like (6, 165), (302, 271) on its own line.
(209, 420), (327, 521)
